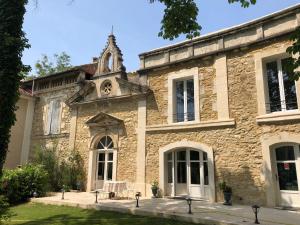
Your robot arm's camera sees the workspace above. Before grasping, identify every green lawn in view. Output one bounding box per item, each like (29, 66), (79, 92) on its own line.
(4, 202), (195, 225)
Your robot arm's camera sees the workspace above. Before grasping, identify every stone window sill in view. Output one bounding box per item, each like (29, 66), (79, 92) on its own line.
(256, 111), (300, 124)
(146, 119), (235, 132)
(32, 133), (69, 139)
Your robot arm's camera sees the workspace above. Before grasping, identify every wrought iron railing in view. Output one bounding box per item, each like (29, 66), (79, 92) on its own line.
(173, 112), (195, 123)
(265, 100), (298, 113)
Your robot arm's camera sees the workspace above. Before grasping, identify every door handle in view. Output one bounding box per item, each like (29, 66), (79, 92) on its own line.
(275, 174), (278, 181)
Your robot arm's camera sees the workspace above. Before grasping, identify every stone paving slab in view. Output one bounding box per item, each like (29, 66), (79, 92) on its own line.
(31, 192), (300, 225)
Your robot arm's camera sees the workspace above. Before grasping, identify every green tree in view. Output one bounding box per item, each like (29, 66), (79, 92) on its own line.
(35, 52), (72, 77)
(0, 0), (30, 174)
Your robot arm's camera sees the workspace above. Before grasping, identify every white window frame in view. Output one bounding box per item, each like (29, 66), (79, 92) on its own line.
(168, 67), (200, 124)
(264, 57), (299, 113)
(255, 46), (300, 117)
(174, 79), (195, 122)
(96, 136), (117, 182)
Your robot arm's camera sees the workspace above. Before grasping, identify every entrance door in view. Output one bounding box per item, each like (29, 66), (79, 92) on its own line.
(175, 150), (188, 196)
(166, 149), (210, 198)
(275, 145), (300, 207)
(94, 136), (115, 190)
(189, 150), (209, 198)
(95, 151), (114, 189)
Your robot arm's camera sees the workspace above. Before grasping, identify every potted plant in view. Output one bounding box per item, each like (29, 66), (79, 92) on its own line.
(151, 180), (159, 198)
(219, 181), (232, 205)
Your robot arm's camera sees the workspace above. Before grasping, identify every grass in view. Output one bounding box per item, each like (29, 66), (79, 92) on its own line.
(4, 202), (196, 225)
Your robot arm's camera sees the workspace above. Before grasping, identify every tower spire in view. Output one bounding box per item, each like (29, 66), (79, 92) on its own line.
(111, 25), (114, 35)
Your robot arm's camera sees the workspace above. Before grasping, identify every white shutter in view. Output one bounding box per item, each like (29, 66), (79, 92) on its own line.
(43, 105), (47, 135)
(45, 101), (53, 135)
(50, 100), (61, 134)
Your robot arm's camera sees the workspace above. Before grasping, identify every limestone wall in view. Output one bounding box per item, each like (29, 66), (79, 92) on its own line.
(144, 36), (300, 205)
(74, 98), (139, 183)
(29, 85), (78, 160)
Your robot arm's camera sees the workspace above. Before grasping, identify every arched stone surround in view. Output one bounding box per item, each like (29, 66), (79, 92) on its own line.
(159, 140), (215, 202)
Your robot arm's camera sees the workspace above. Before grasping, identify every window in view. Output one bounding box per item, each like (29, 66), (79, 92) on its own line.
(266, 58), (298, 113)
(174, 79), (195, 122)
(96, 136), (115, 182)
(45, 99), (61, 135)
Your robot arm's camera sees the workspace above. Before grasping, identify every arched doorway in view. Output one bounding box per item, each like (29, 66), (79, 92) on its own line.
(261, 133), (300, 207)
(159, 141), (215, 201)
(271, 144), (300, 207)
(94, 136), (117, 189)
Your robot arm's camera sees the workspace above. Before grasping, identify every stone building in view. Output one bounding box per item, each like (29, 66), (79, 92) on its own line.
(14, 4), (300, 208)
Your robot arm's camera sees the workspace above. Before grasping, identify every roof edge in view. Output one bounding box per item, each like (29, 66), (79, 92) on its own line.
(139, 3), (300, 57)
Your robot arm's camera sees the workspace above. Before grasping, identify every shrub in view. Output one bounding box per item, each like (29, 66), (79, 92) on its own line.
(0, 195), (10, 223)
(33, 144), (85, 191)
(0, 164), (48, 204)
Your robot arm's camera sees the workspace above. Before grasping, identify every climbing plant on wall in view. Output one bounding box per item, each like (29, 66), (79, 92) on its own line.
(0, 0), (30, 174)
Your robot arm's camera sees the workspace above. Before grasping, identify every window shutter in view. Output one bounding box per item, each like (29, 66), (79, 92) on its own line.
(50, 100), (61, 134)
(45, 101), (53, 135)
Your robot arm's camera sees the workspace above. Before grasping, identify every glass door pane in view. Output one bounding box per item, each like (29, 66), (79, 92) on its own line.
(97, 152), (105, 180)
(190, 150), (200, 185)
(276, 146), (299, 191)
(277, 163), (298, 191)
(177, 151), (186, 183)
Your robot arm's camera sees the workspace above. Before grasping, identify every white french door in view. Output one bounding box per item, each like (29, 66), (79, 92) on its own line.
(95, 151), (114, 189)
(274, 145), (300, 207)
(166, 149), (209, 199)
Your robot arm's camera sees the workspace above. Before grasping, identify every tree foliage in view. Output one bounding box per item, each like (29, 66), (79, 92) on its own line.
(0, 0), (29, 174)
(35, 52), (72, 77)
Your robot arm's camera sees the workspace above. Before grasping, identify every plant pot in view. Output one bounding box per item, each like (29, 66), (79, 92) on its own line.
(223, 192), (232, 205)
(151, 187), (158, 198)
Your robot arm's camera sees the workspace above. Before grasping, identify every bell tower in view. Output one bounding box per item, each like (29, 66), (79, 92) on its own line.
(95, 34), (127, 80)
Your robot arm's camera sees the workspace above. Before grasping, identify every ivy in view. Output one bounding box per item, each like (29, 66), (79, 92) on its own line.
(0, 0), (29, 174)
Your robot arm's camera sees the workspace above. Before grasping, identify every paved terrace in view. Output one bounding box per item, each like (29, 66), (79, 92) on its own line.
(32, 192), (300, 225)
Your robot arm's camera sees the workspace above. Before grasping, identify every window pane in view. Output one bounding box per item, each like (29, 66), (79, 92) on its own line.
(98, 153), (105, 161)
(167, 152), (172, 161)
(177, 151), (186, 161)
(266, 61), (281, 112)
(175, 81), (184, 122)
(203, 152), (208, 161)
(282, 58), (298, 110)
(108, 153), (113, 161)
(277, 163), (298, 191)
(177, 162), (186, 183)
(187, 79), (195, 121)
(167, 162), (173, 183)
(276, 146), (295, 161)
(97, 162), (105, 180)
(190, 162), (200, 184)
(190, 150), (199, 161)
(107, 162), (113, 180)
(204, 162), (209, 185)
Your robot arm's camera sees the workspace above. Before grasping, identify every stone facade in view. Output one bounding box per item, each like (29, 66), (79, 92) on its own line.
(13, 4), (300, 208)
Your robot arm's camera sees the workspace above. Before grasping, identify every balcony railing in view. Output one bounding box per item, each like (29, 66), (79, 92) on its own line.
(173, 112), (195, 123)
(266, 100), (298, 113)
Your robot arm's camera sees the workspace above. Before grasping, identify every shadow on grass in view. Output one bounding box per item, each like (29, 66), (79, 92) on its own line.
(8, 203), (193, 225)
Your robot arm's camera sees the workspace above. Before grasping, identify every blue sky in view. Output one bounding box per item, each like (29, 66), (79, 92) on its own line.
(23, 0), (300, 73)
